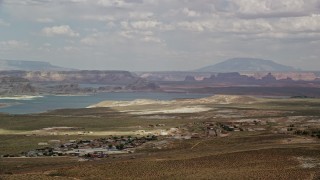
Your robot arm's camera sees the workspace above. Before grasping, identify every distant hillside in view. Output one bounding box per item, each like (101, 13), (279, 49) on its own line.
(0, 59), (73, 71)
(197, 58), (298, 72)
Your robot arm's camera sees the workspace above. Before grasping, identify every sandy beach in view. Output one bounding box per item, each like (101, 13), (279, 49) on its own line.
(0, 95), (43, 100)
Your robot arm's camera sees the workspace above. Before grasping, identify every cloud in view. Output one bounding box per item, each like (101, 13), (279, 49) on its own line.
(230, 0), (320, 19)
(141, 36), (162, 43)
(97, 0), (133, 8)
(177, 21), (206, 32)
(120, 20), (164, 31)
(81, 15), (114, 21)
(41, 25), (79, 37)
(69, 0), (87, 2)
(2, 0), (320, 70)
(0, 40), (29, 50)
(278, 16), (320, 33)
(0, 19), (10, 26)
(119, 30), (134, 39)
(80, 34), (101, 46)
(63, 46), (80, 52)
(130, 20), (161, 29)
(36, 18), (54, 23)
(129, 12), (154, 19)
(182, 8), (200, 17)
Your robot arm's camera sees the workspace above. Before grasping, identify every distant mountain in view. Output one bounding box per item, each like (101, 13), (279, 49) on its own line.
(0, 59), (74, 71)
(197, 58), (299, 72)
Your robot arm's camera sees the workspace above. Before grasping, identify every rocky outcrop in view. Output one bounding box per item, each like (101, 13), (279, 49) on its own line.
(0, 70), (140, 85)
(184, 76), (197, 82)
(0, 77), (36, 96)
(125, 79), (160, 91)
(0, 71), (162, 95)
(24, 71), (140, 84)
(44, 83), (95, 95)
(243, 72), (318, 81)
(261, 73), (277, 82)
(138, 72), (212, 81)
(198, 72), (320, 87)
(203, 72), (257, 84)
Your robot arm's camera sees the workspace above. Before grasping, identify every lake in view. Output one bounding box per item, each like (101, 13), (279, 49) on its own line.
(0, 92), (212, 114)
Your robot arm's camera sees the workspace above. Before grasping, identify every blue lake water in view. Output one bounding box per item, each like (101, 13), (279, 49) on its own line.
(0, 92), (212, 114)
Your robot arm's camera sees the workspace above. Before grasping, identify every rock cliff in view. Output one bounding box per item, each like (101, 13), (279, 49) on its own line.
(0, 70), (140, 85)
(0, 77), (36, 96)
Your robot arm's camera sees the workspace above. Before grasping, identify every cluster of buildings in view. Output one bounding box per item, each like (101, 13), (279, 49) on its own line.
(3, 135), (158, 158)
(204, 120), (268, 137)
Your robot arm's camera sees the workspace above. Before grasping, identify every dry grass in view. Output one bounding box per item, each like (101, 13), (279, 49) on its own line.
(1, 96), (320, 179)
(1, 133), (320, 180)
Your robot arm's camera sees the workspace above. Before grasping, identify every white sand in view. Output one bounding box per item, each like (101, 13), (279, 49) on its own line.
(127, 106), (212, 115)
(0, 95), (43, 100)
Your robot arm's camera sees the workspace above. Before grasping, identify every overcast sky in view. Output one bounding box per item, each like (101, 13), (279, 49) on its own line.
(1, 0), (320, 71)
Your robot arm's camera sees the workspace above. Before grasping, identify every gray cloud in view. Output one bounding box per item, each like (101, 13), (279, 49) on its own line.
(237, 12), (310, 19)
(1, 0), (320, 71)
(0, 19), (10, 26)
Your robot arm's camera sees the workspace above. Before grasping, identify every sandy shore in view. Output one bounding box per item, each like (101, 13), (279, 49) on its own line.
(127, 106), (212, 115)
(0, 95), (43, 100)
(87, 95), (257, 115)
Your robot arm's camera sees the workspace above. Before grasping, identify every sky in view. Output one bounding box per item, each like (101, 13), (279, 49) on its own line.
(0, 0), (320, 71)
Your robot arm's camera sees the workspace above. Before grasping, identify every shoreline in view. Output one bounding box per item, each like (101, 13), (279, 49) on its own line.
(0, 95), (44, 100)
(0, 92), (212, 115)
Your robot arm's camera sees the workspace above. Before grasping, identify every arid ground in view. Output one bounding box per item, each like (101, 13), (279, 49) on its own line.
(0, 95), (320, 179)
